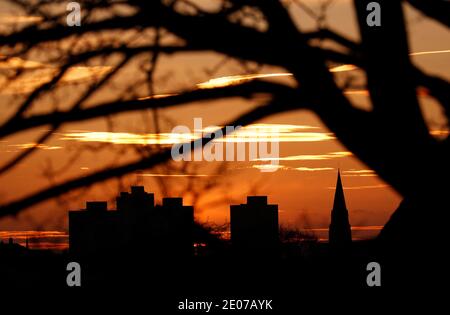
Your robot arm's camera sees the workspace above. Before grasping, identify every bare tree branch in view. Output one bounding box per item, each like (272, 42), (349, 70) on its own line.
(0, 80), (296, 138)
(406, 0), (450, 27)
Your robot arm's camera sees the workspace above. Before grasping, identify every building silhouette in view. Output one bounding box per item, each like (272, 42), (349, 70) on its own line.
(69, 201), (121, 255)
(117, 186), (155, 213)
(69, 181), (354, 258)
(0, 237), (29, 256)
(329, 170), (352, 248)
(116, 186), (155, 251)
(69, 186), (194, 257)
(230, 196), (279, 254)
(154, 198), (194, 256)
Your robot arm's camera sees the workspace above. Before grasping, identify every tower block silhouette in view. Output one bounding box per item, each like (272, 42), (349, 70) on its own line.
(329, 170), (352, 248)
(69, 186), (194, 258)
(230, 196), (279, 255)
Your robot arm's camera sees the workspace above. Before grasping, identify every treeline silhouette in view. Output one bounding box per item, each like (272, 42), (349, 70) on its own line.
(1, 180), (408, 294)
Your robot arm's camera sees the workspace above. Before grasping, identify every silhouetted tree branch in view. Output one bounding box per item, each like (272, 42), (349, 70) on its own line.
(0, 101), (292, 217)
(406, 0), (450, 27)
(0, 80), (295, 138)
(0, 0), (448, 251)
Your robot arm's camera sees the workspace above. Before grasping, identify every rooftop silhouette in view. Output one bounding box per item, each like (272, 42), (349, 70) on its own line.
(69, 186), (193, 257)
(230, 196), (279, 255)
(68, 179), (353, 259)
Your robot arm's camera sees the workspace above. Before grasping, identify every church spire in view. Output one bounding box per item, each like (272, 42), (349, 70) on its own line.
(329, 169), (352, 247)
(333, 169), (347, 210)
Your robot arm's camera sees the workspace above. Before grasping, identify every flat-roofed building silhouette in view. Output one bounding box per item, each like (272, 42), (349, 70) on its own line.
(69, 201), (121, 255)
(69, 187), (194, 257)
(154, 198), (194, 256)
(116, 186), (155, 250)
(230, 196), (279, 254)
(117, 186), (155, 213)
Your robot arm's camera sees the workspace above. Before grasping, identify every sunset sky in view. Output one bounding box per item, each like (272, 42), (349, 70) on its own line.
(0, 0), (449, 246)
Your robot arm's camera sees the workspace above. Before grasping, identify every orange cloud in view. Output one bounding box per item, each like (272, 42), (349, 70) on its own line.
(0, 56), (112, 94)
(342, 169), (377, 177)
(197, 73), (293, 89)
(6, 143), (63, 151)
(252, 164), (287, 171)
(329, 64), (358, 72)
(0, 55), (46, 69)
(60, 124), (335, 145)
(254, 151), (351, 161)
(410, 49), (450, 56)
(430, 130), (449, 137)
(327, 184), (388, 190)
(139, 173), (216, 177)
(0, 231), (68, 250)
(294, 167), (334, 172)
(0, 15), (43, 25)
(250, 165), (336, 172)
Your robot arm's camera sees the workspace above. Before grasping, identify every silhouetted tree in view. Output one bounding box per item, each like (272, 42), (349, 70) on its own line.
(0, 0), (448, 252)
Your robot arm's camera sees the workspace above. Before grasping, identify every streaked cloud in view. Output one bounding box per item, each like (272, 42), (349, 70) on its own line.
(0, 55), (46, 69)
(197, 73), (293, 89)
(0, 15), (43, 25)
(195, 64), (362, 89)
(7, 143), (63, 151)
(0, 231), (68, 250)
(343, 86), (443, 97)
(253, 151), (351, 162)
(294, 166), (334, 172)
(252, 164), (287, 171)
(138, 93), (177, 100)
(0, 55), (112, 94)
(216, 132), (334, 143)
(343, 89), (369, 96)
(250, 165), (336, 172)
(25, 242), (68, 250)
(60, 124), (334, 145)
(198, 123), (319, 133)
(342, 169), (376, 177)
(61, 131), (187, 145)
(249, 164), (377, 175)
(410, 49), (450, 56)
(138, 173), (216, 177)
(430, 130), (449, 137)
(327, 184), (388, 190)
(329, 64), (358, 72)
(202, 123), (328, 142)
(0, 231), (67, 238)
